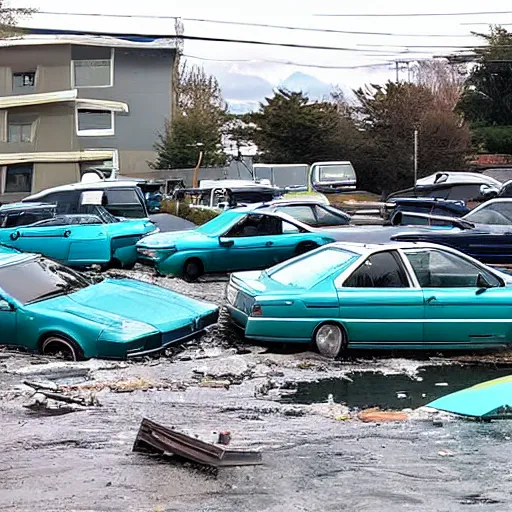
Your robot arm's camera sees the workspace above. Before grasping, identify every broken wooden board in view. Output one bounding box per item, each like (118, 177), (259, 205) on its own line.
(133, 418), (263, 467)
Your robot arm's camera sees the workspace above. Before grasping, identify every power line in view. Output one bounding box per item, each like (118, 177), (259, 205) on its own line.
(34, 11), (480, 38)
(182, 54), (400, 69)
(314, 10), (512, 17)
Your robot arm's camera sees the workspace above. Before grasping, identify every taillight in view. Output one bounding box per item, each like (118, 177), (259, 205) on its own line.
(251, 303), (263, 317)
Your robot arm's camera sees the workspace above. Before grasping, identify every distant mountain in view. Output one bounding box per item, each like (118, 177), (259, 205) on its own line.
(279, 72), (333, 100)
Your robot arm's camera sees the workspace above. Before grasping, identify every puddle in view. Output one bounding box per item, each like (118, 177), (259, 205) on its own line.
(282, 365), (512, 409)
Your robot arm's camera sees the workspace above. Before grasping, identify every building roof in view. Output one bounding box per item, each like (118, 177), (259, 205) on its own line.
(0, 150), (117, 166)
(0, 90), (129, 112)
(0, 27), (178, 50)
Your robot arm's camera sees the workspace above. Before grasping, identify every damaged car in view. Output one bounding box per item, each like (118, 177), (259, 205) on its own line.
(0, 202), (157, 268)
(136, 208), (336, 280)
(226, 241), (512, 358)
(0, 251), (219, 360)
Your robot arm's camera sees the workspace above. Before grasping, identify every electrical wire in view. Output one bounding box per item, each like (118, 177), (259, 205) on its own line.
(313, 10), (512, 17)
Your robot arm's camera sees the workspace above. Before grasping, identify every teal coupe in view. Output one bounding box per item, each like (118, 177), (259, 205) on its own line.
(0, 251), (219, 360)
(136, 208), (336, 279)
(0, 203), (158, 268)
(226, 241), (512, 358)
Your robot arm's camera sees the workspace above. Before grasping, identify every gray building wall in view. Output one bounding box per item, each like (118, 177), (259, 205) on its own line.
(75, 47), (174, 173)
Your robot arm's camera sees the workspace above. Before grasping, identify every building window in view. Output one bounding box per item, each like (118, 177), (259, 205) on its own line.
(76, 109), (114, 136)
(8, 123), (32, 143)
(71, 48), (113, 88)
(12, 71), (36, 93)
(5, 164), (33, 193)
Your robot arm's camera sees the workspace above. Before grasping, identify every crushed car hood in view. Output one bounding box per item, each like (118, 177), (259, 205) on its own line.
(34, 279), (217, 332)
(136, 230), (209, 249)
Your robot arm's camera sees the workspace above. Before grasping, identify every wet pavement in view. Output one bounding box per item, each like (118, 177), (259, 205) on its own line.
(1, 266), (512, 511)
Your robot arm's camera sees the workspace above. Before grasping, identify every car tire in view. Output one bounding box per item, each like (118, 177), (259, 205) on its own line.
(312, 323), (347, 359)
(183, 258), (204, 281)
(40, 335), (84, 361)
(294, 241), (318, 256)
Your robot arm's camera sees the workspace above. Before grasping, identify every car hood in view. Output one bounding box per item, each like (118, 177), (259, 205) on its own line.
(105, 219), (158, 236)
(136, 230), (210, 249)
(33, 279), (217, 333)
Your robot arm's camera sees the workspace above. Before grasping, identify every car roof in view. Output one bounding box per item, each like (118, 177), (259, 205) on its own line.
(24, 180), (141, 200)
(327, 241), (461, 255)
(0, 202), (56, 212)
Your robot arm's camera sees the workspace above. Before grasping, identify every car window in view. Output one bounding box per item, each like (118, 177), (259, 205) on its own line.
(446, 185), (483, 201)
(465, 202), (512, 225)
(344, 251), (409, 288)
(277, 205), (316, 224)
(225, 214), (282, 237)
(404, 249), (501, 288)
(41, 191), (81, 214)
(282, 220), (300, 234)
(1, 210), (55, 228)
(314, 205), (350, 226)
(269, 248), (358, 288)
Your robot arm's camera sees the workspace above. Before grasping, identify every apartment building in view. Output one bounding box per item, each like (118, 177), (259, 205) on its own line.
(0, 29), (177, 202)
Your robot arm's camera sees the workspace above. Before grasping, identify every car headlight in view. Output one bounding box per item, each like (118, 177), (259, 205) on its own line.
(137, 247), (176, 259)
(226, 284), (238, 305)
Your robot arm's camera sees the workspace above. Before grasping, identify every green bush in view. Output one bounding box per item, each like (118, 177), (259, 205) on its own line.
(472, 125), (512, 154)
(161, 200), (219, 226)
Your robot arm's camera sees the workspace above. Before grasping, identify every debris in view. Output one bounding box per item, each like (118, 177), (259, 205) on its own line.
(396, 391), (408, 399)
(217, 431), (231, 445)
(198, 379), (231, 389)
(432, 417), (444, 427)
(133, 418), (263, 468)
(438, 449), (456, 457)
(24, 380), (99, 408)
(435, 382), (449, 387)
(358, 408), (409, 422)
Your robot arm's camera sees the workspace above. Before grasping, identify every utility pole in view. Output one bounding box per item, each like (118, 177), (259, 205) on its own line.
(413, 129), (419, 186)
(395, 61), (399, 82)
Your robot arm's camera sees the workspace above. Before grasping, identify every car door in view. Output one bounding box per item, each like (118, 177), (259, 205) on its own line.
(335, 250), (424, 346)
(0, 295), (16, 345)
(215, 214), (279, 271)
(402, 248), (512, 346)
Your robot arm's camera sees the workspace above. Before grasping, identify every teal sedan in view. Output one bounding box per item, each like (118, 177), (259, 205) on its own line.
(0, 251), (218, 360)
(136, 208), (336, 279)
(226, 241), (512, 358)
(0, 203), (157, 268)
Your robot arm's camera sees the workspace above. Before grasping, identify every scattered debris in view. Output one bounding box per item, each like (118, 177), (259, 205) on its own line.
(198, 379), (231, 389)
(133, 418), (263, 468)
(358, 408), (409, 422)
(438, 449), (456, 457)
(217, 431), (231, 445)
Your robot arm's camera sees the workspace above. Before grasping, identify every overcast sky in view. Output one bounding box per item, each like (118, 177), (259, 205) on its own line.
(11, 0), (512, 95)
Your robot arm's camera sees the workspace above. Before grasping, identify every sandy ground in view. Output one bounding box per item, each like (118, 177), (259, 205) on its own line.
(1, 267), (511, 512)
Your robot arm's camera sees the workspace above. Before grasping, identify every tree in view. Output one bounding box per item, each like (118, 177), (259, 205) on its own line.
(246, 89), (357, 164)
(456, 26), (512, 153)
(0, 2), (35, 38)
(153, 62), (227, 169)
(354, 82), (471, 193)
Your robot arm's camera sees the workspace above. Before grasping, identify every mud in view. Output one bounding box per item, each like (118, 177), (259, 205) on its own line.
(1, 267), (512, 512)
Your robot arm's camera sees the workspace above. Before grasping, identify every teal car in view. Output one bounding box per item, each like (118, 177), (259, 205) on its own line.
(0, 203), (158, 268)
(0, 251), (219, 360)
(136, 208), (336, 279)
(226, 241), (512, 358)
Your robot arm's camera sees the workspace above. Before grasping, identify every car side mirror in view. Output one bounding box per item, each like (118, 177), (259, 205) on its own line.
(219, 237), (234, 247)
(0, 298), (14, 311)
(476, 273), (493, 294)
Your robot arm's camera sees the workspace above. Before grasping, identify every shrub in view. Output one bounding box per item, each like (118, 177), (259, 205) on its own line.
(161, 200), (219, 226)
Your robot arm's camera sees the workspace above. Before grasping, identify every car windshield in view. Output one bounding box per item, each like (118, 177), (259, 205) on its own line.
(317, 164), (356, 182)
(268, 247), (359, 288)
(464, 202), (512, 225)
(196, 210), (245, 236)
(0, 258), (90, 305)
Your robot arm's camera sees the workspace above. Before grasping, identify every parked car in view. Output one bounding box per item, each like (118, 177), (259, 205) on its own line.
(0, 202), (157, 268)
(226, 241), (512, 358)
(0, 251), (219, 360)
(136, 208), (338, 280)
(23, 180), (150, 219)
(391, 198), (512, 264)
(254, 200), (351, 227)
(383, 198), (470, 224)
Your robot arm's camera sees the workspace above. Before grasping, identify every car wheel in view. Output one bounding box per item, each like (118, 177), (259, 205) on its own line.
(40, 335), (84, 361)
(183, 258), (204, 281)
(313, 323), (346, 359)
(294, 241), (318, 256)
